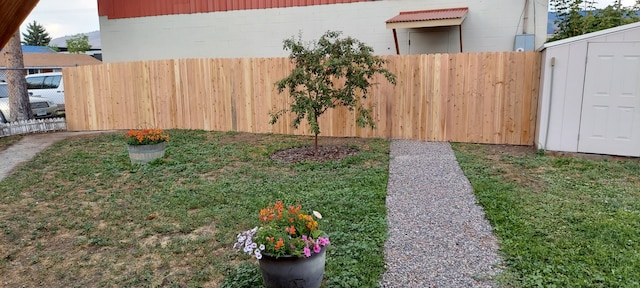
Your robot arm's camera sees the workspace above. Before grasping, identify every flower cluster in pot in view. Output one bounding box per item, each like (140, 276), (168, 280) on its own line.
(234, 201), (330, 259)
(125, 128), (170, 145)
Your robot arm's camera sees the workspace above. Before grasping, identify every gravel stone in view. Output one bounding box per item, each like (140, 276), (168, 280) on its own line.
(381, 140), (502, 287)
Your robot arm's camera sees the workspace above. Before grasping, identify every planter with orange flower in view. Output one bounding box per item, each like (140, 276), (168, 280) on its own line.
(234, 201), (330, 288)
(124, 128), (170, 164)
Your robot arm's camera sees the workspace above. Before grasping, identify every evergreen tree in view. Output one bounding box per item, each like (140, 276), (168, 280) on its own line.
(66, 34), (92, 54)
(21, 21), (52, 46)
(550, 0), (640, 41)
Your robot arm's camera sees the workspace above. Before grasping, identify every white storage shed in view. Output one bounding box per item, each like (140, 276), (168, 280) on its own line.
(537, 22), (640, 157)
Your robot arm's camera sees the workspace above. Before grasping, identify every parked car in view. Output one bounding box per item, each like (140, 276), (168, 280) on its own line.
(0, 82), (58, 123)
(25, 72), (65, 115)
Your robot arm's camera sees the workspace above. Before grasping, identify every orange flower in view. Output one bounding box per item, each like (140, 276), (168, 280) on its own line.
(288, 204), (301, 215)
(275, 238), (284, 250)
(306, 220), (318, 230)
(126, 128), (169, 145)
(285, 225), (297, 235)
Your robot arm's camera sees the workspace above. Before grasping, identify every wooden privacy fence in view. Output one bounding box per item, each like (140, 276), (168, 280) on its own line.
(64, 52), (540, 145)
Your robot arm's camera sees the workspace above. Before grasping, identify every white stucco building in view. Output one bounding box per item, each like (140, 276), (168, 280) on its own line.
(97, 0), (548, 62)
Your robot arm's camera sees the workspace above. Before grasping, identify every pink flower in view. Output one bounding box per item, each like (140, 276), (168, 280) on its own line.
(313, 244), (321, 253)
(318, 237), (330, 246)
(303, 246), (311, 257)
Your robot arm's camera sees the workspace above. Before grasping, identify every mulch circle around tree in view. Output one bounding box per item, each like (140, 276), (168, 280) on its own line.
(270, 145), (359, 163)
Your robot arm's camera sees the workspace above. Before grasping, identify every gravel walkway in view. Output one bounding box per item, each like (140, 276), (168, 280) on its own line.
(381, 140), (502, 287)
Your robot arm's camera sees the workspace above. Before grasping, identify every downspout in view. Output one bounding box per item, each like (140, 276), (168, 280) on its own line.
(543, 57), (555, 150)
(392, 29), (400, 55)
(459, 25), (463, 52)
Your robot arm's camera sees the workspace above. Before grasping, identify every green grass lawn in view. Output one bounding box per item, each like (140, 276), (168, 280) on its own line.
(0, 130), (390, 287)
(453, 144), (640, 287)
(5, 132), (640, 287)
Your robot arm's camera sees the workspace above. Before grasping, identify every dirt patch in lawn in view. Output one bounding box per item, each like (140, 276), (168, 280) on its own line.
(271, 145), (359, 163)
(484, 144), (537, 157)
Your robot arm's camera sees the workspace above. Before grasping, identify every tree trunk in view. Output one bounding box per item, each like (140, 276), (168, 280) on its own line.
(314, 133), (318, 156)
(4, 30), (31, 122)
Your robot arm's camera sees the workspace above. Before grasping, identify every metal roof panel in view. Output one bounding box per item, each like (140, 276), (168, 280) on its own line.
(386, 7), (469, 24)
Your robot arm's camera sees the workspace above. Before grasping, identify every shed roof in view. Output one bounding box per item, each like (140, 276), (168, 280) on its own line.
(386, 7), (468, 29)
(0, 53), (102, 68)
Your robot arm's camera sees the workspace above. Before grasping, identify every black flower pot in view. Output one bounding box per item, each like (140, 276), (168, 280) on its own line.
(258, 246), (326, 288)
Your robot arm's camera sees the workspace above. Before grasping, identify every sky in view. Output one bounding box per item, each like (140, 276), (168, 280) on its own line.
(21, 0), (638, 40)
(21, 0), (100, 39)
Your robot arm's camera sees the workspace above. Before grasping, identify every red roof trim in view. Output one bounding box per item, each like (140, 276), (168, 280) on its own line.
(386, 7), (469, 24)
(98, 0), (370, 20)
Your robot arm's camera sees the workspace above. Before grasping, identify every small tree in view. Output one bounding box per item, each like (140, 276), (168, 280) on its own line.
(21, 20), (52, 46)
(271, 31), (396, 154)
(66, 34), (92, 54)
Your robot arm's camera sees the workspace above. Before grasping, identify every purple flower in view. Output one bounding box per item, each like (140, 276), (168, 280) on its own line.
(303, 246), (311, 257)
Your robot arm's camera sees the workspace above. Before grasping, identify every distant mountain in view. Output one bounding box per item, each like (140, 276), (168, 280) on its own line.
(50, 31), (101, 50)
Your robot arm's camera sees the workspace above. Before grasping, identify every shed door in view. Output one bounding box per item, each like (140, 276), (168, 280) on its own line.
(578, 42), (640, 157)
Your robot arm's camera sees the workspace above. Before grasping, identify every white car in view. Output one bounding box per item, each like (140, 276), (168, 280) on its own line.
(0, 82), (58, 123)
(25, 72), (65, 115)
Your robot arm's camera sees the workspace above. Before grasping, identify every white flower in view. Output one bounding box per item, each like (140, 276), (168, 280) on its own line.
(259, 244), (265, 251)
(255, 250), (262, 260)
(313, 211), (322, 219)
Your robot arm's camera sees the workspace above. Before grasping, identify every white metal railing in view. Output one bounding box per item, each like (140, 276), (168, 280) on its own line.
(0, 117), (67, 137)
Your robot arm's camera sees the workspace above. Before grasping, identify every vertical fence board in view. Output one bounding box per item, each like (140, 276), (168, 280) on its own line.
(63, 52), (540, 145)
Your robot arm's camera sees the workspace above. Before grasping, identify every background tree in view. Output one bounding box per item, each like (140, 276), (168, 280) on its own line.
(5, 30), (32, 122)
(21, 20), (51, 46)
(270, 31), (396, 154)
(550, 0), (640, 41)
(66, 34), (92, 54)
